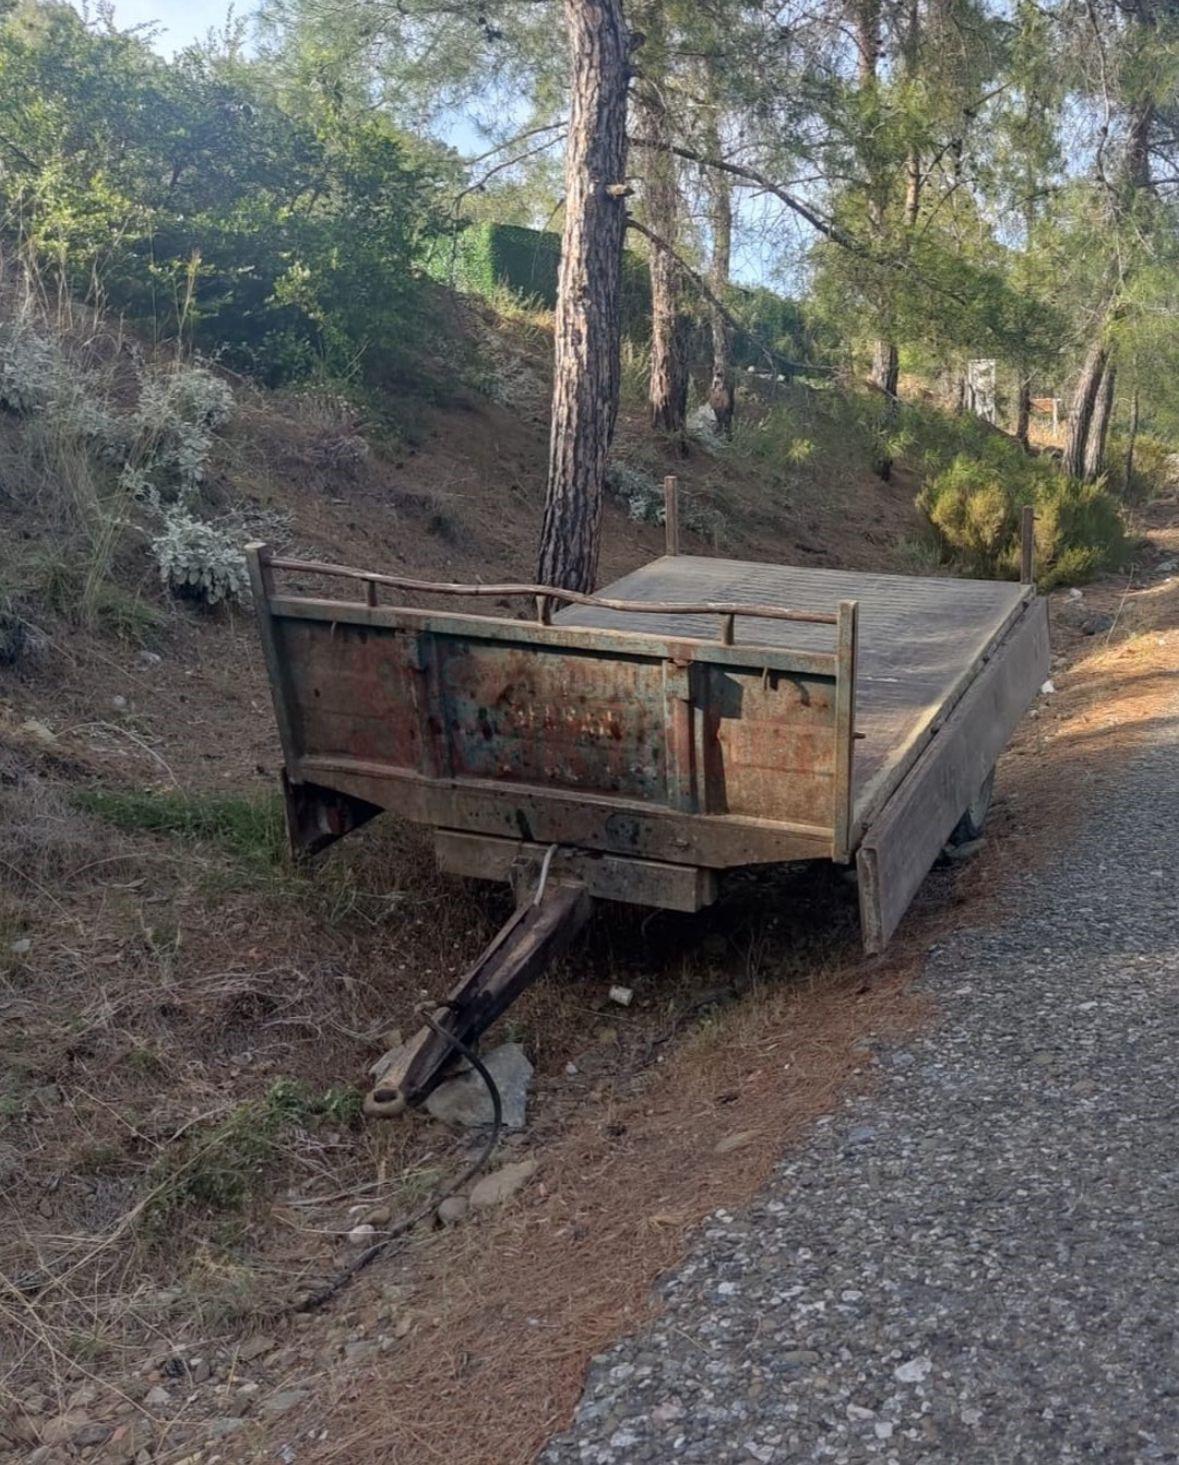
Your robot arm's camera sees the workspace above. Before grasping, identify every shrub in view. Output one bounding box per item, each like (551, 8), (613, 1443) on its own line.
(919, 457), (1017, 575)
(1034, 478), (1128, 589)
(133, 364), (234, 498)
(149, 508), (249, 606)
(918, 447), (1127, 586)
(0, 321), (60, 414)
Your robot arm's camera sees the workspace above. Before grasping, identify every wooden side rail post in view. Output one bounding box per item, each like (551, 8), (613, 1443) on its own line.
(831, 598), (859, 861)
(664, 475), (680, 555)
(246, 542), (301, 777)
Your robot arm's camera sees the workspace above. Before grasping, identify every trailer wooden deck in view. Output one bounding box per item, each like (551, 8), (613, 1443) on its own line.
(556, 555), (1034, 843)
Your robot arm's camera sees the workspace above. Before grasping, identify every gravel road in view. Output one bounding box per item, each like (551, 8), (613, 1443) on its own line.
(544, 703), (1179, 1463)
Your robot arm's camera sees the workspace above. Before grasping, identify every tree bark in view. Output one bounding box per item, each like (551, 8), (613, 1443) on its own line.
(1082, 360), (1116, 481)
(537, 0), (630, 593)
(1062, 337), (1109, 480)
(1015, 374), (1031, 450)
(704, 122), (735, 437)
(633, 7), (688, 439)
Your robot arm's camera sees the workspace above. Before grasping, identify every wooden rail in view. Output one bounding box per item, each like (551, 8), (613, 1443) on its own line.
(253, 547), (841, 644)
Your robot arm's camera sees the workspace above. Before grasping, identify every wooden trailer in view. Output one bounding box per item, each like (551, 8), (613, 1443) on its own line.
(246, 496), (1048, 1111)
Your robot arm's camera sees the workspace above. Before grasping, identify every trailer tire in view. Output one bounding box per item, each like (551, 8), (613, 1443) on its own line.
(947, 768), (995, 847)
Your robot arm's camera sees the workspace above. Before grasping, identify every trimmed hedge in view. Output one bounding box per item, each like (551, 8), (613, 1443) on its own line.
(432, 222), (652, 337)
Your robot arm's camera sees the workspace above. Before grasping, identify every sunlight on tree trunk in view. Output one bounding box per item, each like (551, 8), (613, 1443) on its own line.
(706, 160), (735, 438)
(1083, 360), (1116, 482)
(1062, 338), (1108, 480)
(537, 0), (630, 593)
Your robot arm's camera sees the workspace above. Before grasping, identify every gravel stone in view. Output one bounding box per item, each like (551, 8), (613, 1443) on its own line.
(544, 706), (1179, 1462)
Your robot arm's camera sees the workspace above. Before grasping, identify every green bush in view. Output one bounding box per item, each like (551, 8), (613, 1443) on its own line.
(919, 457), (1017, 575)
(917, 440), (1128, 587)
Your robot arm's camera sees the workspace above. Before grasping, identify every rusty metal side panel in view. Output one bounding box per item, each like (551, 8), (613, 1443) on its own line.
(697, 665), (838, 828)
(435, 639), (669, 801)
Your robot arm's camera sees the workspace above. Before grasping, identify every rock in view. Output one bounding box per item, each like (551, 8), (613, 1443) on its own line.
(72, 1422), (112, 1447)
(394, 1315), (413, 1339)
(143, 1386), (171, 1409)
(943, 837), (986, 862)
(137, 650), (162, 667)
(104, 1418), (153, 1461)
(205, 1416), (246, 1438)
(714, 1131), (758, 1156)
(347, 1223), (376, 1245)
(1040, 678), (1056, 696)
(9, 937), (31, 955)
(41, 1412), (89, 1446)
(781, 1350), (820, 1367)
(425, 1042), (533, 1130)
(1081, 612), (1115, 635)
(1067, 587), (1084, 599)
(261, 1389), (308, 1418)
(186, 1357), (210, 1384)
(235, 1334), (274, 1363)
(894, 1356), (933, 1384)
(437, 1194), (469, 1225)
(362, 1205), (392, 1226)
(608, 985), (634, 1007)
(343, 1340), (377, 1366)
(469, 1159), (538, 1209)
(111, 695), (128, 711)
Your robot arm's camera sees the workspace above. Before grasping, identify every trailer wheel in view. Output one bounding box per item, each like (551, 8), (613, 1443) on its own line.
(947, 768), (995, 847)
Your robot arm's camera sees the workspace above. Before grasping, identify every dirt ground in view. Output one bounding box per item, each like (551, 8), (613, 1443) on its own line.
(1, 353), (1175, 1464)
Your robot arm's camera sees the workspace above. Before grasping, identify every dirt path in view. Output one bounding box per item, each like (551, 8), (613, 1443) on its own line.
(542, 595), (1179, 1459)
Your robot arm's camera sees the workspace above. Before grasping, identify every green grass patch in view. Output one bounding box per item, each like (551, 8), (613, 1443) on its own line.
(72, 788), (286, 868)
(144, 1079), (362, 1225)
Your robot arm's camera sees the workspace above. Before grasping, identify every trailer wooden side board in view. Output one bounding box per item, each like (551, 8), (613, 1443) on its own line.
(856, 595), (1049, 951)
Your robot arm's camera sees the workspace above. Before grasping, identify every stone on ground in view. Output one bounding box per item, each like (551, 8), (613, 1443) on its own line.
(469, 1159), (538, 1209)
(425, 1042), (533, 1129)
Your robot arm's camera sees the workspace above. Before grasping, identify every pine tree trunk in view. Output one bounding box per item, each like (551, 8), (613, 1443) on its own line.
(705, 139), (735, 437)
(1062, 338), (1109, 481)
(537, 0), (630, 593)
(634, 18), (688, 440)
(871, 340), (899, 480)
(1082, 361), (1115, 482)
(1015, 375), (1031, 451)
